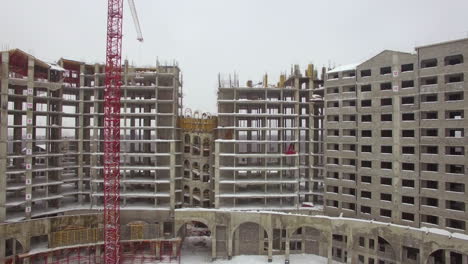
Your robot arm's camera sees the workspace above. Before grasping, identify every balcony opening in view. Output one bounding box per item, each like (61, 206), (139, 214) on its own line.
(446, 146), (464, 155)
(401, 96), (415, 105)
(328, 73), (339, 79)
(342, 100), (356, 107)
(342, 187), (356, 196)
(327, 87), (339, 94)
(422, 180), (438, 190)
(381, 98), (392, 106)
(402, 213), (415, 222)
(446, 164), (464, 174)
(402, 130), (415, 137)
(401, 63), (414, 72)
(380, 66), (391, 75)
(342, 144), (356, 152)
(380, 209), (391, 218)
(381, 146), (392, 154)
(342, 173), (356, 181)
(421, 163), (438, 172)
(361, 160), (372, 168)
(446, 110), (464, 120)
(361, 84), (371, 92)
(422, 197), (438, 207)
(327, 143), (339, 151)
(381, 161), (392, 169)
(326, 200), (339, 207)
(343, 114), (356, 122)
(402, 179), (415, 188)
(421, 76), (437, 85)
(343, 85), (356, 93)
(402, 80), (414, 88)
(327, 129), (339, 136)
(402, 146), (415, 154)
(381, 114), (392, 122)
(445, 54), (463, 65)
(327, 101), (339, 108)
(361, 69), (371, 77)
(380, 82), (392, 90)
(421, 93), (438, 102)
(446, 219), (466, 230)
(327, 115), (339, 122)
(361, 206), (371, 214)
(422, 214), (438, 225)
(402, 163), (415, 171)
(327, 172), (339, 179)
(402, 196), (415, 205)
(445, 91), (464, 101)
(361, 130), (372, 137)
(446, 182), (464, 193)
(343, 129), (356, 137)
(445, 128), (464, 138)
(361, 100), (371, 107)
(326, 186), (339, 193)
(380, 178), (392, 186)
(402, 113), (415, 121)
(327, 158), (339, 165)
(421, 58), (437, 68)
(446, 200), (465, 211)
(361, 191), (371, 199)
(421, 130), (438, 139)
(421, 111), (438, 120)
(445, 73), (464, 83)
(342, 202), (356, 211)
(361, 115), (372, 122)
(361, 176), (372, 183)
(361, 145), (372, 153)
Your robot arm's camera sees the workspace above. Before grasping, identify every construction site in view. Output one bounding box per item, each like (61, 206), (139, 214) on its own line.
(1, 1), (468, 264)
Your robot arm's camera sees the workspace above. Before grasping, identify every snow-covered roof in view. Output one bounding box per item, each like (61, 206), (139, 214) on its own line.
(327, 63), (359, 73)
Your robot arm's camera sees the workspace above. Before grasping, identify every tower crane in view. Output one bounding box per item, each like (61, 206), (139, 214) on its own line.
(103, 1), (143, 263)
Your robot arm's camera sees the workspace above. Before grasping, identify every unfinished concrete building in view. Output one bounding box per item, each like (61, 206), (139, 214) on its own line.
(324, 38), (468, 234)
(179, 110), (216, 208)
(214, 66), (325, 210)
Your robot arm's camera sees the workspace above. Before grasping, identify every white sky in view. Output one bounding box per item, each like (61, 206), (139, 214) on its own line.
(2, 0), (468, 113)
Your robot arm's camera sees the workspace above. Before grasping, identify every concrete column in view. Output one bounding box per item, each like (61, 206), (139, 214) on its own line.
(268, 235), (273, 262)
(155, 242), (160, 259)
(285, 230), (290, 264)
(211, 226), (217, 261)
(327, 232), (333, 264)
(444, 250), (450, 264)
(25, 56), (35, 219)
(214, 142), (220, 208)
(95, 245), (101, 264)
(170, 142), (176, 210)
(227, 229), (233, 260)
(0, 51), (9, 264)
(346, 230), (353, 264)
(462, 254), (468, 264)
(172, 241), (178, 258)
(77, 64), (85, 204)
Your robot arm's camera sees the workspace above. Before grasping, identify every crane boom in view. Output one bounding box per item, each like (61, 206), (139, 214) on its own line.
(128, 0), (143, 42)
(104, 0), (123, 263)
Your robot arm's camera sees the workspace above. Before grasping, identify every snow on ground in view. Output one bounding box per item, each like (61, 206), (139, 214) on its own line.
(180, 235), (327, 264)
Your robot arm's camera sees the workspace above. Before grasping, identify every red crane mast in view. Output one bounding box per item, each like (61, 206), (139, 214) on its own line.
(103, 0), (124, 263)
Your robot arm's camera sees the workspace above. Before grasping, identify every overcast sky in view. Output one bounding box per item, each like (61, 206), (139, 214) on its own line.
(2, 0), (468, 113)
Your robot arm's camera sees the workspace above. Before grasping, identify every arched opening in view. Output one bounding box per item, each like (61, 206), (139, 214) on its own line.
(428, 249), (467, 264)
(202, 138), (210, 156)
(202, 190), (210, 208)
(192, 188), (201, 207)
(4, 238), (24, 262)
(376, 236), (396, 263)
(180, 221), (212, 262)
(192, 162), (200, 181)
(232, 222), (269, 256)
(192, 136), (200, 155)
(183, 185), (190, 205)
(184, 160), (190, 179)
(184, 134), (191, 153)
(202, 164), (210, 182)
(289, 226), (322, 255)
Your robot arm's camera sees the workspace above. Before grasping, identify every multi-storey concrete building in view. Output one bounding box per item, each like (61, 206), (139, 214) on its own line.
(324, 38), (468, 234)
(214, 66), (325, 210)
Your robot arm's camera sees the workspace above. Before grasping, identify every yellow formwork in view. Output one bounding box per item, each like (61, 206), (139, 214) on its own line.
(50, 228), (99, 248)
(129, 224), (144, 240)
(178, 117), (217, 133)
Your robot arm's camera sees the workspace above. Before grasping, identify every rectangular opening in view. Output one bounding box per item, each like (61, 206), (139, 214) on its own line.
(402, 146), (415, 154)
(380, 82), (392, 91)
(361, 176), (372, 183)
(361, 130), (372, 137)
(445, 73), (464, 83)
(445, 128), (464, 138)
(343, 85), (356, 93)
(343, 129), (356, 137)
(381, 130), (392, 137)
(381, 114), (392, 122)
(421, 163), (438, 172)
(343, 114), (356, 122)
(328, 73), (339, 79)
(402, 196), (415, 205)
(361, 160), (372, 168)
(421, 197), (438, 207)
(446, 146), (464, 155)
(326, 186), (339, 193)
(446, 219), (465, 230)
(445, 182), (464, 193)
(380, 193), (392, 201)
(421, 128), (438, 137)
(327, 115), (340, 122)
(401, 80), (414, 88)
(361, 69), (371, 77)
(421, 180), (438, 189)
(380, 178), (392, 186)
(421, 214), (438, 225)
(327, 143), (340, 151)
(421, 93), (438, 102)
(380, 66), (391, 75)
(361, 115), (372, 122)
(380, 98), (392, 106)
(326, 200), (339, 207)
(402, 113), (415, 121)
(444, 54), (463, 66)
(361, 206), (371, 214)
(361, 145), (372, 153)
(402, 179), (415, 188)
(327, 87), (339, 94)
(361, 84), (371, 92)
(327, 101), (339, 108)
(402, 213), (415, 222)
(380, 209), (391, 218)
(446, 200), (465, 211)
(361, 100), (372, 107)
(327, 129), (339, 136)
(361, 191), (372, 199)
(401, 63), (414, 72)
(421, 111), (438, 120)
(421, 58), (437, 68)
(446, 110), (464, 120)
(402, 130), (415, 137)
(342, 100), (356, 107)
(342, 187), (356, 196)
(445, 91), (464, 101)
(342, 144), (356, 152)
(381, 146), (392, 154)
(327, 158), (339, 165)
(327, 172), (339, 179)
(402, 163), (415, 171)
(446, 164), (464, 174)
(401, 96), (415, 105)
(381, 161), (392, 169)
(342, 173), (356, 181)
(421, 76), (437, 85)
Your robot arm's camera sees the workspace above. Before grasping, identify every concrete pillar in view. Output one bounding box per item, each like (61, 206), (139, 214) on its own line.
(0, 51), (9, 223)
(214, 142), (220, 208)
(77, 64), (85, 204)
(25, 56), (35, 220)
(268, 235), (273, 262)
(227, 229), (233, 260)
(170, 142), (176, 210)
(327, 232), (333, 264)
(285, 230), (290, 264)
(462, 254), (468, 264)
(211, 227), (217, 261)
(95, 245), (101, 264)
(155, 242), (161, 259)
(172, 241), (178, 258)
(346, 230), (353, 264)
(444, 250), (450, 264)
